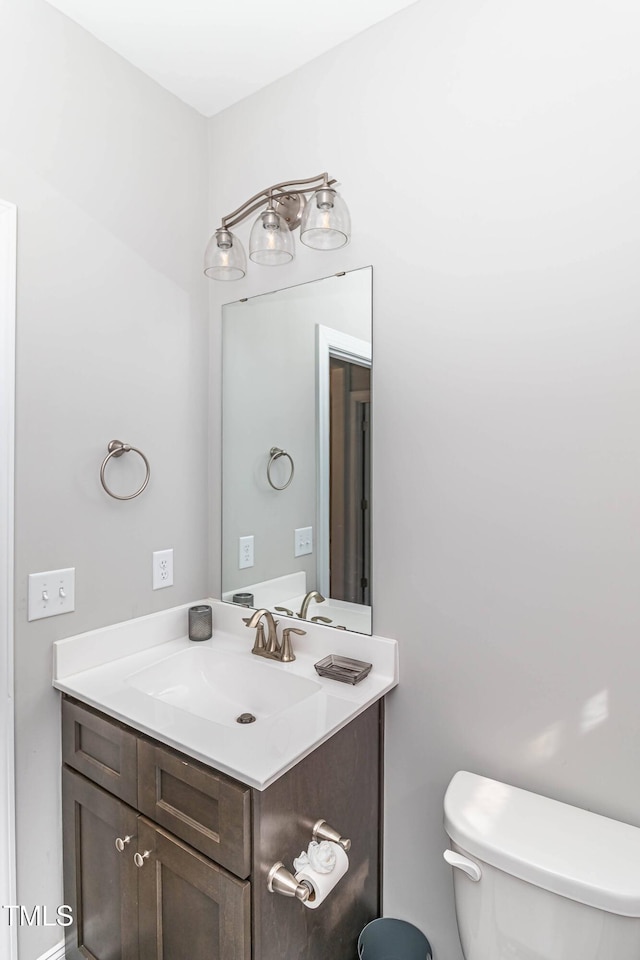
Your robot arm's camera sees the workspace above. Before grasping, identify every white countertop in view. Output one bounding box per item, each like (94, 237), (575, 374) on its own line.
(53, 599), (398, 790)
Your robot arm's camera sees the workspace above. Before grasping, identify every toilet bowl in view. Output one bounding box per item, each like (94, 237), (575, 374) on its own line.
(443, 771), (640, 960)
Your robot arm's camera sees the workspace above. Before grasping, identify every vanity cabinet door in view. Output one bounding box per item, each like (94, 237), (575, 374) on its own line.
(137, 738), (251, 878)
(136, 817), (250, 960)
(63, 767), (140, 960)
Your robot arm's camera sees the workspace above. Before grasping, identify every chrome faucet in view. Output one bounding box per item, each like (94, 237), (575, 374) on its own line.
(297, 590), (325, 619)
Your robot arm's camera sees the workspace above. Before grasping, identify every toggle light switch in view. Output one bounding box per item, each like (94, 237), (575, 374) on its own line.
(28, 568), (75, 621)
(294, 527), (313, 557)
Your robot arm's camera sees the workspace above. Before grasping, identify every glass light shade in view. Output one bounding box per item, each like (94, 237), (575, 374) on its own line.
(249, 207), (294, 265)
(300, 188), (350, 250)
(204, 228), (246, 280)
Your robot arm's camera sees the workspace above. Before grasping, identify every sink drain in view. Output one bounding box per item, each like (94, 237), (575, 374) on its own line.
(236, 712), (256, 724)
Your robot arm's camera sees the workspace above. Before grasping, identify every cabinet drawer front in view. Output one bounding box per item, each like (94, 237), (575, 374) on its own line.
(137, 818), (250, 960)
(62, 698), (138, 806)
(137, 739), (251, 879)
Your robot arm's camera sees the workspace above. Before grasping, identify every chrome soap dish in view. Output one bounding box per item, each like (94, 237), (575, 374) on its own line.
(314, 655), (372, 685)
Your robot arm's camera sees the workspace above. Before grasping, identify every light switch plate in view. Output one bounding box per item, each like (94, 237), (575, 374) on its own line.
(28, 568), (75, 621)
(294, 526), (313, 557)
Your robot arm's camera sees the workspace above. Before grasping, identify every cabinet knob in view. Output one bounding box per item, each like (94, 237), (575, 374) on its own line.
(115, 835), (132, 853)
(134, 850), (151, 868)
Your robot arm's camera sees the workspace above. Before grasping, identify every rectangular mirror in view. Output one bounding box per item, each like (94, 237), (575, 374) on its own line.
(221, 266), (372, 634)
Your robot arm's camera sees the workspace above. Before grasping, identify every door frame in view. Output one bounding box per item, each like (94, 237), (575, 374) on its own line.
(0, 198), (17, 960)
(316, 324), (371, 599)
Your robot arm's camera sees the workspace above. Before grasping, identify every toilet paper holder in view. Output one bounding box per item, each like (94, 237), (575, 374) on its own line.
(312, 819), (351, 852)
(267, 819), (351, 901)
(267, 861), (312, 902)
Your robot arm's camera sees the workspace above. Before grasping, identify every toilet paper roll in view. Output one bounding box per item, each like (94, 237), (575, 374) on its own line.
(294, 842), (349, 909)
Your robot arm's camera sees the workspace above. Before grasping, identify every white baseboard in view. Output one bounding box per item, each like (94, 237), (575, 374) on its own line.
(36, 940), (65, 960)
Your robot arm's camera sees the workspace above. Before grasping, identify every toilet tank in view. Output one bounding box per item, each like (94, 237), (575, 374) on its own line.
(444, 771), (640, 960)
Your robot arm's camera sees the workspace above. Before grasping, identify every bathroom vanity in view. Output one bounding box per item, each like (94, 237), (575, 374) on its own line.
(54, 601), (397, 960)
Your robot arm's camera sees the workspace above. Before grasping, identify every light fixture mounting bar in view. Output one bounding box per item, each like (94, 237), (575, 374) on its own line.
(221, 173), (337, 230)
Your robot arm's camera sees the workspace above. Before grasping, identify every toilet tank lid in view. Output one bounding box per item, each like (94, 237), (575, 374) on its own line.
(444, 771), (640, 917)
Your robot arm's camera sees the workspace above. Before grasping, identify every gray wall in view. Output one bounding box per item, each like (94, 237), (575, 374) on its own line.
(1, 1), (209, 955)
(208, 1), (640, 956)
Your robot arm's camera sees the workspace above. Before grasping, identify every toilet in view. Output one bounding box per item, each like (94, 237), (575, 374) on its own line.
(443, 771), (640, 960)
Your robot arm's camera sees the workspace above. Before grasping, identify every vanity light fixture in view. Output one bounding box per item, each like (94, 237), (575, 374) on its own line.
(204, 173), (350, 281)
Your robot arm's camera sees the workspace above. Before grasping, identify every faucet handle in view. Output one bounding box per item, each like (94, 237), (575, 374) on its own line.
(280, 627), (306, 663)
(243, 616), (268, 654)
(252, 622), (267, 655)
(274, 606), (294, 617)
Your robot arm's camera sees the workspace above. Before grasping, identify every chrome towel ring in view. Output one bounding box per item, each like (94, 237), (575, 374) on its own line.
(100, 440), (150, 500)
(267, 447), (295, 491)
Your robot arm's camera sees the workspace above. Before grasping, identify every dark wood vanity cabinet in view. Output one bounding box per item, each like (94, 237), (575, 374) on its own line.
(61, 695), (382, 960)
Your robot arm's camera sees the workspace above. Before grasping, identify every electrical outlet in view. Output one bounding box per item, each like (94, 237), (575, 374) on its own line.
(28, 568), (75, 621)
(152, 549), (174, 590)
(239, 535), (254, 570)
(294, 526), (313, 557)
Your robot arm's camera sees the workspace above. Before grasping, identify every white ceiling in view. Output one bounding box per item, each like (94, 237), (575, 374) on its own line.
(45, 0), (417, 117)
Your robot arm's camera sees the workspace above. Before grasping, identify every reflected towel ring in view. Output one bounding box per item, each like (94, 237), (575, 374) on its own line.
(100, 440), (151, 500)
(267, 447), (295, 491)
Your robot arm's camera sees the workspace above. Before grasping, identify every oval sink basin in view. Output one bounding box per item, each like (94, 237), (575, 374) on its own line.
(125, 646), (322, 727)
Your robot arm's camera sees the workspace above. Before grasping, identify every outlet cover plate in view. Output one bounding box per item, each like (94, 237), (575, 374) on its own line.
(239, 535), (254, 570)
(28, 568), (75, 621)
(153, 549), (174, 590)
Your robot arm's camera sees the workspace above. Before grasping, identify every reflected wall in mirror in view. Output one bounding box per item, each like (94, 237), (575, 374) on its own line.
(221, 266), (372, 634)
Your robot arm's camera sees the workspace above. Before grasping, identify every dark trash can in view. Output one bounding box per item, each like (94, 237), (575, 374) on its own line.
(358, 918), (432, 960)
